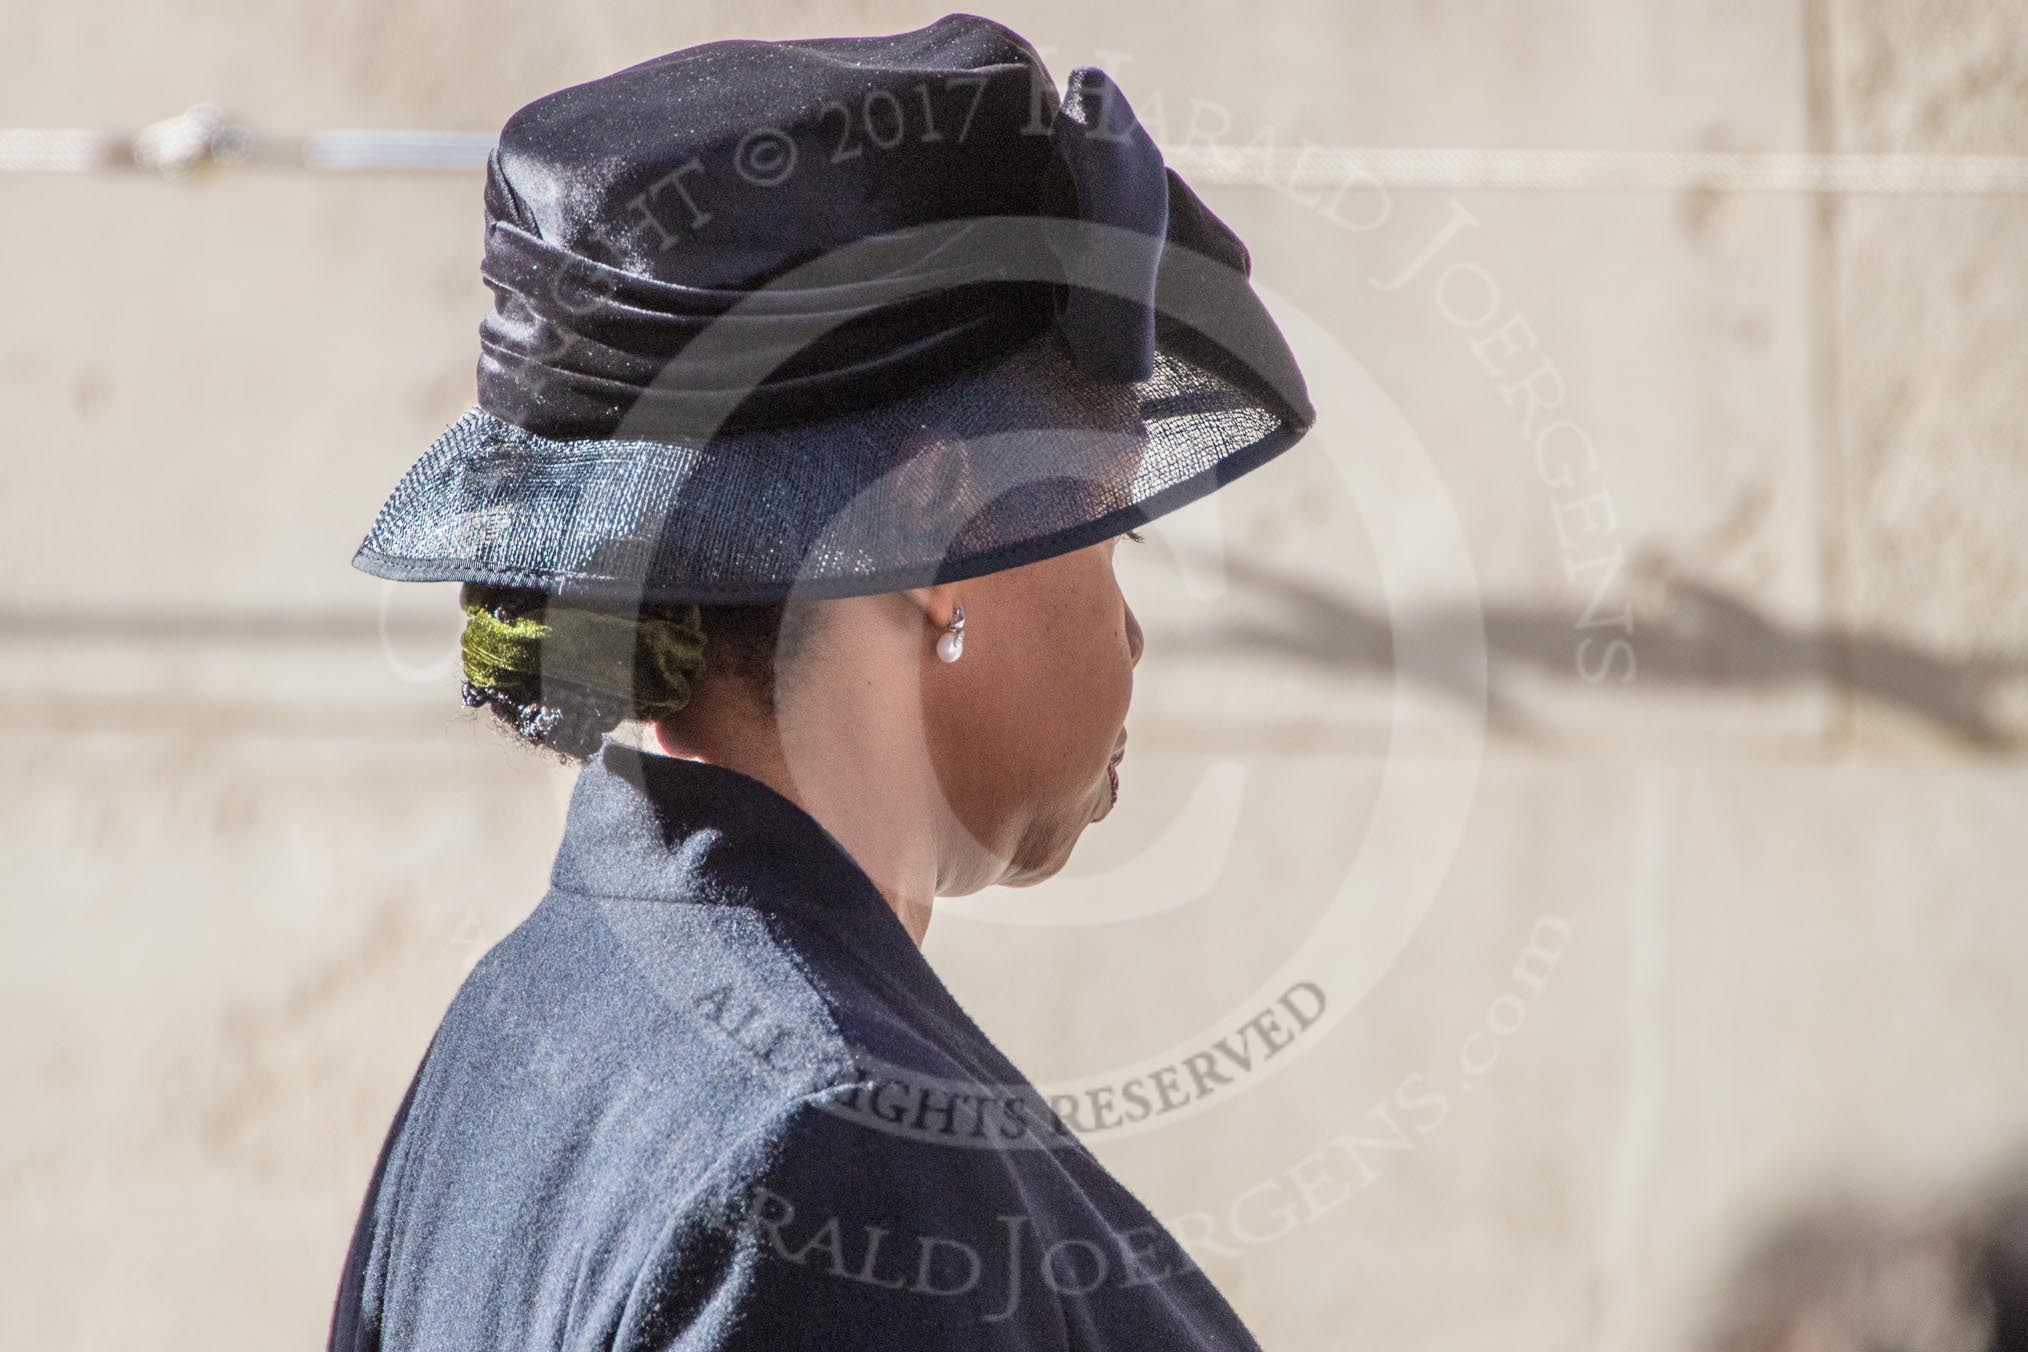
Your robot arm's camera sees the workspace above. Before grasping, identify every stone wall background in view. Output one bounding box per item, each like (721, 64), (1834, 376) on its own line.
(4, 2), (2026, 1348)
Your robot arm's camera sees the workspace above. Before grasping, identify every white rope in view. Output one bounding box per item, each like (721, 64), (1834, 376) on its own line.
(1164, 144), (2028, 195)
(300, 129), (500, 172)
(5, 106), (2028, 195)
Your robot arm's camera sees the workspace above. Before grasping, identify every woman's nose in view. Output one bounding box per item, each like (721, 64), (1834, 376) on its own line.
(1124, 600), (1145, 668)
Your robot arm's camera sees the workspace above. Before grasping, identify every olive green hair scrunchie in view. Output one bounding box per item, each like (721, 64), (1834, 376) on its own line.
(459, 599), (709, 717)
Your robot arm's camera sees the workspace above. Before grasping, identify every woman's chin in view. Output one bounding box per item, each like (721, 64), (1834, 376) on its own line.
(1092, 763), (1119, 821)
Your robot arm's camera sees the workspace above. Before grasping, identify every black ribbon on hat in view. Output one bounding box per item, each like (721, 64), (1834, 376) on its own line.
(474, 68), (1170, 441)
(1040, 68), (1168, 383)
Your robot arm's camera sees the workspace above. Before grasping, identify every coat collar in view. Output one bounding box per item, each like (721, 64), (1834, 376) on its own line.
(550, 734), (913, 955)
(548, 734), (1077, 1135)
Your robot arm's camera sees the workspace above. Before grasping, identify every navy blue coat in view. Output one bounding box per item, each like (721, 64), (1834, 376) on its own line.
(328, 736), (1263, 1350)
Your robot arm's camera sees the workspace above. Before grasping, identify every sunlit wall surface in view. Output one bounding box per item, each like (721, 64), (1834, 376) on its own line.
(4, 3), (2025, 1348)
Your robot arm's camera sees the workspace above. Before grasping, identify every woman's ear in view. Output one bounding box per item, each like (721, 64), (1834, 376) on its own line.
(897, 583), (965, 631)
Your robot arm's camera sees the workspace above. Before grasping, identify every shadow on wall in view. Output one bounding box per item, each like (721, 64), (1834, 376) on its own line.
(1690, 1152), (2028, 1352)
(1164, 546), (2026, 751)
(5, 538), (2021, 748)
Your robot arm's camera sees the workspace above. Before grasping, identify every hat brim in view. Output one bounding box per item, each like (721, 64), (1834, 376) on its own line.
(353, 252), (1314, 607)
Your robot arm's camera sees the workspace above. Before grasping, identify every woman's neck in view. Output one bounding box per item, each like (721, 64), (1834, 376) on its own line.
(642, 703), (939, 947)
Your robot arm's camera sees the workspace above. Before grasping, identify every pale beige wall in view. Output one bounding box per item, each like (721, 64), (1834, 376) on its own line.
(4, 3), (2026, 1349)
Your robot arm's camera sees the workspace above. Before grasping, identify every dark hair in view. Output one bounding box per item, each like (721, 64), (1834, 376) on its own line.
(456, 581), (813, 764)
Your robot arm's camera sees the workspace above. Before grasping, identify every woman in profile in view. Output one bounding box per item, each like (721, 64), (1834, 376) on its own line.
(332, 13), (1314, 1350)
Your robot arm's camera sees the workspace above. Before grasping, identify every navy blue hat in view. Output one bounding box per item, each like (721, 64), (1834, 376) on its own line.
(351, 12), (1316, 605)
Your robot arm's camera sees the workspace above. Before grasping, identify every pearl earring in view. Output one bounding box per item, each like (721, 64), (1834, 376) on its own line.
(936, 603), (966, 663)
